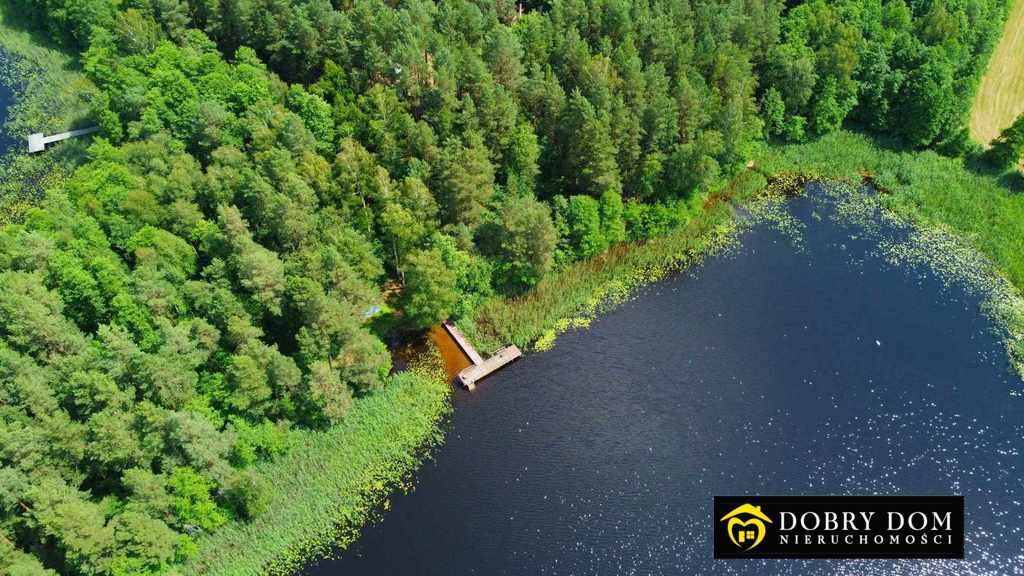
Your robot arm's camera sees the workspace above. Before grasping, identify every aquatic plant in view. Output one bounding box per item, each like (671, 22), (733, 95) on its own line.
(740, 183), (806, 250)
(761, 132), (1024, 380)
(0, 6), (96, 224)
(878, 223), (1024, 381)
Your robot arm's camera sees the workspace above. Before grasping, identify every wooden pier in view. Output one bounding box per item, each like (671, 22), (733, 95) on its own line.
(27, 126), (100, 153)
(442, 322), (484, 365)
(441, 322), (522, 390)
(456, 345), (522, 390)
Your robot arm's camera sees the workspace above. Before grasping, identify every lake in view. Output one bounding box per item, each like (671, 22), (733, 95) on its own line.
(303, 184), (1023, 575)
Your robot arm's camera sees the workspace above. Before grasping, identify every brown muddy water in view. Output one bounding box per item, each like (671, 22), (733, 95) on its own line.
(428, 324), (473, 381)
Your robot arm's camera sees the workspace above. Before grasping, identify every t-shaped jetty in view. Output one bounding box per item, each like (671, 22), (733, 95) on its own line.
(27, 126), (100, 153)
(441, 322), (522, 390)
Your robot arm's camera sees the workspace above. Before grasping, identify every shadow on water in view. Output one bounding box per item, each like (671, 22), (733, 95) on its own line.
(428, 324), (473, 382)
(302, 184), (1024, 576)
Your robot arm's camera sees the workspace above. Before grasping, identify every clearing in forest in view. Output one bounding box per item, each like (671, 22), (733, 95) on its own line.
(970, 0), (1024, 146)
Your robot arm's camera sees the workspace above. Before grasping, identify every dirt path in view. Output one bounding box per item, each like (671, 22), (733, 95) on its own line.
(970, 0), (1024, 146)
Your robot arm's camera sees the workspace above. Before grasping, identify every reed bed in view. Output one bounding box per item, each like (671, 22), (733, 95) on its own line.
(0, 0), (96, 223)
(759, 131), (1024, 289)
(186, 349), (451, 576)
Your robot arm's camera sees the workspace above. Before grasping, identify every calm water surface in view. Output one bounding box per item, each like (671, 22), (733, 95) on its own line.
(304, 185), (1023, 576)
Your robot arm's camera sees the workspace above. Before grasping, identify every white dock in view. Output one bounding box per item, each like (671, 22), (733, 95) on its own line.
(442, 322), (522, 390)
(28, 126), (100, 153)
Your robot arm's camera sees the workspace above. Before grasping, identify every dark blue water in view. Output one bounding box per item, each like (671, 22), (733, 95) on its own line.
(304, 186), (1024, 576)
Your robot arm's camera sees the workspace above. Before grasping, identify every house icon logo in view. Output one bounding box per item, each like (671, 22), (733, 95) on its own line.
(719, 503), (773, 551)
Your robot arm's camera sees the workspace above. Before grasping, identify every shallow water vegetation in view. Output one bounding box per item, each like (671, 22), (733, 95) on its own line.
(0, 2), (92, 132)
(879, 223), (1024, 380)
(0, 1), (96, 224)
(467, 205), (737, 352)
(0, 0), (1018, 571)
(740, 182), (807, 250)
(761, 132), (1024, 379)
(477, 136), (1024, 381)
(760, 131), (1024, 289)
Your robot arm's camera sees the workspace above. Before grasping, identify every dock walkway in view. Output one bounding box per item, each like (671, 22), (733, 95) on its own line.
(442, 322), (484, 365)
(28, 126), (99, 153)
(442, 322), (522, 390)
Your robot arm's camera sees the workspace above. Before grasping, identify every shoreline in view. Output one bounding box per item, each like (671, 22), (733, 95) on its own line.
(0, 0), (1017, 570)
(462, 170), (767, 354)
(188, 136), (1023, 573)
(185, 346), (452, 576)
(0, 3), (95, 223)
(758, 131), (1024, 379)
(188, 170), (768, 575)
(2, 24), (1019, 566)
(462, 133), (1023, 382)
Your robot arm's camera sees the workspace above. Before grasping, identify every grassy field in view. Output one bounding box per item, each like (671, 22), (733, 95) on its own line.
(186, 349), (451, 576)
(970, 0), (1024, 146)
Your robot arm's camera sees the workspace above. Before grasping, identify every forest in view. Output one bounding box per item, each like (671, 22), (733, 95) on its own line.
(0, 0), (1016, 574)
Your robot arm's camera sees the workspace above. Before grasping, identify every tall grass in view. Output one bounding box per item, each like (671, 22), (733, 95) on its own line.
(467, 131), (1024, 375)
(464, 170), (767, 352)
(186, 349), (451, 576)
(0, 0), (93, 132)
(759, 131), (1024, 288)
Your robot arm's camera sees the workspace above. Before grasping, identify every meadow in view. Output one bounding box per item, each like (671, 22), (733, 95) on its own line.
(971, 0), (1024, 146)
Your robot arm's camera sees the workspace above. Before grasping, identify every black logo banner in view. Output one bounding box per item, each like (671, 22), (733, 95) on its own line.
(714, 496), (964, 559)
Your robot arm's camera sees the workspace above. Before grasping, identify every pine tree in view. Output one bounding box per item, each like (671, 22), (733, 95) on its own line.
(561, 90), (622, 197)
(436, 133), (495, 229)
(491, 196), (556, 293)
